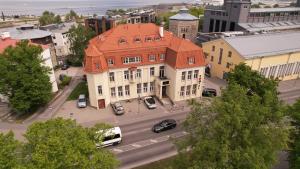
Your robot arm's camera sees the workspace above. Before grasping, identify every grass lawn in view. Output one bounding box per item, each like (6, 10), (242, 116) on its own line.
(67, 82), (88, 101)
(133, 155), (177, 169)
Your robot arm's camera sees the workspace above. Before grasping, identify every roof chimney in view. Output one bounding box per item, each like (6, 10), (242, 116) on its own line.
(159, 22), (165, 38)
(1, 32), (10, 40)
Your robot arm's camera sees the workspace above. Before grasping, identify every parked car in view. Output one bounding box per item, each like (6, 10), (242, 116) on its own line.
(61, 64), (69, 70)
(202, 88), (217, 97)
(111, 102), (125, 115)
(144, 96), (157, 109)
(152, 119), (177, 133)
(77, 94), (87, 108)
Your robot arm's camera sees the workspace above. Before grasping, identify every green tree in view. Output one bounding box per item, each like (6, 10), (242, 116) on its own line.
(0, 40), (52, 114)
(228, 63), (279, 99)
(68, 24), (96, 66)
(65, 10), (78, 21)
(288, 99), (300, 169)
(23, 118), (119, 169)
(39, 11), (62, 26)
(175, 84), (290, 169)
(0, 132), (21, 169)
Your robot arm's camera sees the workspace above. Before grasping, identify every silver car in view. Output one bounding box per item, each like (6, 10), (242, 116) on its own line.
(111, 102), (125, 115)
(77, 94), (87, 108)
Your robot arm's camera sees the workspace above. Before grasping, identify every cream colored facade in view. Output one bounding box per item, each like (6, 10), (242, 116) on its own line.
(86, 64), (205, 109)
(202, 38), (300, 81)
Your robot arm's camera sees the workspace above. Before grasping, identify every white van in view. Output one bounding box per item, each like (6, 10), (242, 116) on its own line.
(95, 127), (122, 148)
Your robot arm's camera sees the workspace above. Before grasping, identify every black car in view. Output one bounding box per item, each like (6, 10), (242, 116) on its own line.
(152, 119), (177, 133)
(202, 88), (217, 97)
(61, 64), (69, 70)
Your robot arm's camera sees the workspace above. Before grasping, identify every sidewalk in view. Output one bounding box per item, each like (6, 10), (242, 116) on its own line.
(278, 79), (300, 93)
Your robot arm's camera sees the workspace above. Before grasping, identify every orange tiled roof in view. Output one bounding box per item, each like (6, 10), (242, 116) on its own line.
(0, 38), (49, 53)
(84, 23), (205, 73)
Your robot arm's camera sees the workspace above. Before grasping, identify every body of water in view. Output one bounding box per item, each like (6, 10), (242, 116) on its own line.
(0, 0), (193, 16)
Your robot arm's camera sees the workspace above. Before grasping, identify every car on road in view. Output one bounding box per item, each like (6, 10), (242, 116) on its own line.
(61, 64), (69, 70)
(96, 127), (122, 148)
(144, 96), (157, 109)
(202, 88), (217, 97)
(152, 119), (177, 133)
(111, 102), (125, 115)
(77, 94), (87, 108)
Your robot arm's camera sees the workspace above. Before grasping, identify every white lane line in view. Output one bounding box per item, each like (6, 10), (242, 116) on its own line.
(112, 148), (123, 153)
(123, 128), (151, 136)
(150, 139), (158, 143)
(110, 131), (189, 154)
(131, 143), (142, 148)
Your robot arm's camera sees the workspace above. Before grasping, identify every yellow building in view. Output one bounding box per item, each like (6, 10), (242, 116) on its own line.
(202, 31), (300, 81)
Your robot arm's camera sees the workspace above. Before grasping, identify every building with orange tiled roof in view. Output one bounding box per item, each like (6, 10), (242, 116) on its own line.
(0, 33), (58, 95)
(84, 23), (206, 109)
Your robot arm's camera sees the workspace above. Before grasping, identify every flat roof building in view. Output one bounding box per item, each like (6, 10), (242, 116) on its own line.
(203, 0), (300, 33)
(202, 31), (300, 81)
(84, 23), (206, 109)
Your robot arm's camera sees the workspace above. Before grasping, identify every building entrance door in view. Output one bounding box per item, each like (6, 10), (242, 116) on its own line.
(162, 86), (167, 98)
(98, 99), (105, 109)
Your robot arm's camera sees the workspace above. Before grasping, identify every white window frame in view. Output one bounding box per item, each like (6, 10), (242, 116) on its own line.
(98, 86), (102, 95)
(194, 70), (199, 79)
(187, 71), (192, 80)
(118, 86), (123, 97)
(136, 69), (141, 78)
(188, 57), (195, 65)
(150, 82), (154, 92)
(180, 86), (185, 96)
(192, 84), (197, 95)
(150, 67), (155, 76)
(160, 54), (165, 60)
(143, 83), (148, 93)
(149, 55), (156, 62)
(186, 85), (191, 96)
(123, 56), (141, 64)
(108, 59), (114, 66)
(125, 85), (130, 96)
(111, 87), (116, 97)
(137, 83), (141, 94)
(181, 72), (186, 81)
(109, 72), (115, 82)
(124, 70), (129, 80)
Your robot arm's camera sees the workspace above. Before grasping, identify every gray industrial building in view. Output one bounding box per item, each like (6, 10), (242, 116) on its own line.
(203, 0), (300, 33)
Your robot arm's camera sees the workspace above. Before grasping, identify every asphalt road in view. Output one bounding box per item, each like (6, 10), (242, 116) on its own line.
(113, 88), (300, 169)
(279, 88), (300, 104)
(108, 111), (188, 169)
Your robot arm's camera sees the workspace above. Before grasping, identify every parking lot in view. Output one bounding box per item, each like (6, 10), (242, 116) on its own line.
(54, 97), (179, 127)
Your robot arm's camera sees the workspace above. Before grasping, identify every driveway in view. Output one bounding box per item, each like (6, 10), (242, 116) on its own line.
(54, 97), (178, 128)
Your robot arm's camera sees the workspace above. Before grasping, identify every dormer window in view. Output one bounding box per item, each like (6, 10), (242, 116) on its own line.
(134, 37), (141, 43)
(108, 59), (114, 66)
(149, 55), (156, 62)
(154, 36), (161, 41)
(119, 38), (127, 44)
(188, 57), (195, 65)
(145, 37), (152, 42)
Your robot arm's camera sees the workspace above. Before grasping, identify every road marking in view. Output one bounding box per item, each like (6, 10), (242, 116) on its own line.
(150, 139), (158, 143)
(123, 128), (151, 136)
(131, 143), (142, 148)
(112, 148), (123, 153)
